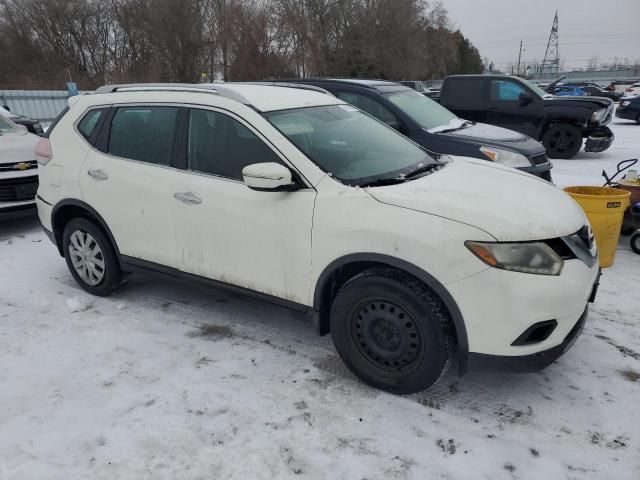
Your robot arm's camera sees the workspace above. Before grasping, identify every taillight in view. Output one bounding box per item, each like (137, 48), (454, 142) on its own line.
(36, 138), (52, 166)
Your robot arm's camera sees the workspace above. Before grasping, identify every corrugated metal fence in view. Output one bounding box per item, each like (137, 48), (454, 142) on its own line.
(0, 90), (89, 126)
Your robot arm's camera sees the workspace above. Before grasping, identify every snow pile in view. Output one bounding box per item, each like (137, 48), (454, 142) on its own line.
(66, 296), (92, 313)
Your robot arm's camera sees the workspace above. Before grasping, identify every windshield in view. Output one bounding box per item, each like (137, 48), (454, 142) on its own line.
(385, 90), (458, 130)
(0, 116), (16, 134)
(520, 78), (552, 98)
(265, 105), (437, 185)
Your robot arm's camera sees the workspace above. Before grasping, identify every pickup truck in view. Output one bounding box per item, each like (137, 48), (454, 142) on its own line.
(440, 75), (615, 159)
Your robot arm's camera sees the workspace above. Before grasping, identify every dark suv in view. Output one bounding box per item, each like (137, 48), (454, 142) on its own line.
(440, 75), (615, 159)
(268, 79), (552, 180)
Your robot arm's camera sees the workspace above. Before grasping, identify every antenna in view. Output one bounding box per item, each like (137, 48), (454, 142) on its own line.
(541, 11), (559, 79)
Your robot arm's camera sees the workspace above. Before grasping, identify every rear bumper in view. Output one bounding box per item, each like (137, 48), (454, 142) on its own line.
(467, 305), (588, 372)
(584, 125), (614, 153)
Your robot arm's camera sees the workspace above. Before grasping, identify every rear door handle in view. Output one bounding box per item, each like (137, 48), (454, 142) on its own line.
(87, 169), (108, 181)
(174, 192), (202, 205)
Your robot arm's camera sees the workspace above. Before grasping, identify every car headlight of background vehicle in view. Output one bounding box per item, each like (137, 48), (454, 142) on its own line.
(465, 241), (564, 275)
(620, 101), (630, 107)
(591, 108), (607, 122)
(479, 147), (531, 168)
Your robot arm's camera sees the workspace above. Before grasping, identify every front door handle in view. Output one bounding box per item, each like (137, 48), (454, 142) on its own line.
(87, 169), (108, 181)
(174, 192), (202, 205)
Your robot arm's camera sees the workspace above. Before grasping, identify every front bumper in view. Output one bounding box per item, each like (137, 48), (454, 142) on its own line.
(447, 254), (600, 362)
(0, 200), (36, 219)
(0, 172), (39, 219)
(615, 107), (639, 121)
(467, 305), (589, 372)
(584, 125), (614, 153)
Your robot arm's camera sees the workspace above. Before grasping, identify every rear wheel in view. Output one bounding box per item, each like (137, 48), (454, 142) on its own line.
(62, 218), (123, 296)
(330, 269), (453, 394)
(543, 124), (583, 159)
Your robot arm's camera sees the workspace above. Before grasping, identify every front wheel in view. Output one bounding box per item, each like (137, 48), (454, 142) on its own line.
(62, 218), (123, 296)
(543, 124), (583, 159)
(330, 269), (453, 394)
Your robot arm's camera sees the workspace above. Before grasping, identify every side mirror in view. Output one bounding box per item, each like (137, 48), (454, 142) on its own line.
(519, 92), (534, 106)
(16, 124), (28, 134)
(242, 162), (297, 191)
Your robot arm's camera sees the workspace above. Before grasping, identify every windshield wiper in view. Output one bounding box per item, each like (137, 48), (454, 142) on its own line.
(435, 120), (473, 134)
(359, 177), (409, 188)
(403, 163), (441, 179)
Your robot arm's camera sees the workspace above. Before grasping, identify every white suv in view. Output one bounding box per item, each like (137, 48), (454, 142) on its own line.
(36, 83), (600, 394)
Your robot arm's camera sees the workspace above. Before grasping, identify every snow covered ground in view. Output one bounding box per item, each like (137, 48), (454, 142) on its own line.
(1, 120), (639, 480)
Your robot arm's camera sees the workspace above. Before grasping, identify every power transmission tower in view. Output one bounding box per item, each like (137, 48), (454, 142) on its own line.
(541, 11), (559, 78)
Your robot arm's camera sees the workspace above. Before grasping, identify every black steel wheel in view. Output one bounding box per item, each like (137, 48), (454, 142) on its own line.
(351, 298), (423, 372)
(543, 124), (583, 159)
(330, 268), (453, 394)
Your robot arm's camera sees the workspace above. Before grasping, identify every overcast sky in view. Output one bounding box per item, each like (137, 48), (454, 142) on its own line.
(439, 0), (640, 70)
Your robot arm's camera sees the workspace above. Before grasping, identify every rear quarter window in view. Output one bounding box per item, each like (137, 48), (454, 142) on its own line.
(77, 108), (107, 141)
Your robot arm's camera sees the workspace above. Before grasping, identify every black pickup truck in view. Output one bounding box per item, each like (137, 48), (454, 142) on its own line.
(440, 75), (615, 159)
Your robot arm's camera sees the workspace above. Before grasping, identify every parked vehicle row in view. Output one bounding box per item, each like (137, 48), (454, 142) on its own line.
(34, 83), (600, 394)
(440, 75), (615, 159)
(269, 79), (552, 181)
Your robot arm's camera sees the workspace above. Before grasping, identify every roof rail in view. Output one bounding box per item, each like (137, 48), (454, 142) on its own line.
(242, 81), (332, 96)
(95, 83), (219, 95)
(94, 83), (252, 106)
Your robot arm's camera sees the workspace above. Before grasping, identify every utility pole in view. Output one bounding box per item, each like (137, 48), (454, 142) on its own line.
(517, 40), (523, 76)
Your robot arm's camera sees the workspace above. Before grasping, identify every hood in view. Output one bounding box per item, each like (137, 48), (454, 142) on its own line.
(545, 95), (613, 109)
(0, 131), (40, 164)
(438, 122), (544, 155)
(365, 157), (585, 241)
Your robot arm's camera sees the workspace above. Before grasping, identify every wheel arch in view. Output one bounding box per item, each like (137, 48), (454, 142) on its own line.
(51, 199), (121, 260)
(312, 253), (469, 372)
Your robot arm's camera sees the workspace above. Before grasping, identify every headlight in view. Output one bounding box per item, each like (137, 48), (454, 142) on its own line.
(591, 108), (607, 122)
(620, 101), (630, 107)
(479, 147), (531, 168)
(465, 241), (564, 276)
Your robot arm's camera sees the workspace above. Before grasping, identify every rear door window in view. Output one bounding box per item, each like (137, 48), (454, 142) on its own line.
(108, 106), (178, 166)
(443, 78), (487, 108)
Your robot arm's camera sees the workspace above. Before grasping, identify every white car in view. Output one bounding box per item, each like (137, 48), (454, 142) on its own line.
(36, 83), (600, 394)
(0, 115), (40, 218)
(624, 82), (640, 97)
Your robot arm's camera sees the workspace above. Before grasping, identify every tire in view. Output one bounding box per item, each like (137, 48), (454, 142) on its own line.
(542, 124), (583, 159)
(621, 226), (635, 236)
(631, 232), (640, 255)
(62, 217), (124, 296)
(329, 268), (453, 395)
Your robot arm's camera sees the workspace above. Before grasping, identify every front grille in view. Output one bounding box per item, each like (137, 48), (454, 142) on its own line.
(0, 176), (39, 202)
(0, 160), (38, 172)
(530, 153), (549, 166)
